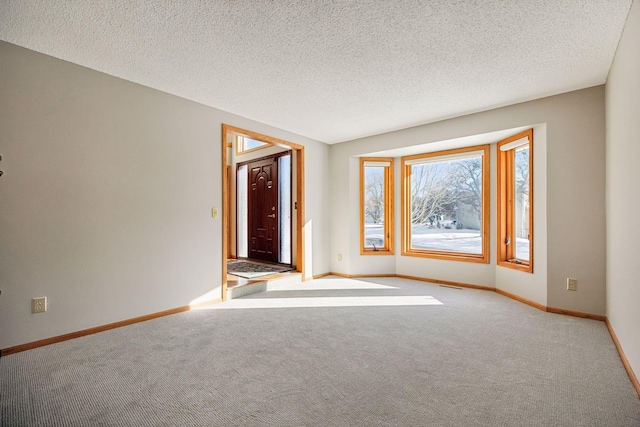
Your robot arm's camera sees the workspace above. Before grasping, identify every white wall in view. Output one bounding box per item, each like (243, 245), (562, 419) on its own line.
(0, 42), (330, 349)
(606, 0), (640, 385)
(330, 87), (606, 314)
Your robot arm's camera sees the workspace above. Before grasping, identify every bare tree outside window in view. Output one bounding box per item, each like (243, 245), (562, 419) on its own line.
(514, 145), (530, 260)
(361, 159), (393, 253)
(410, 162), (457, 225)
(451, 159), (482, 222)
(364, 167), (384, 225)
(408, 154), (484, 255)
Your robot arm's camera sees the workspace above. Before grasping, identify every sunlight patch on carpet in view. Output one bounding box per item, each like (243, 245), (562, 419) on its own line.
(268, 277), (398, 291)
(205, 295), (443, 310)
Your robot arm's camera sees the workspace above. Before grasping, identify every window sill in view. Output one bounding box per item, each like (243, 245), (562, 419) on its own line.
(361, 249), (394, 256)
(497, 260), (533, 273)
(402, 250), (489, 264)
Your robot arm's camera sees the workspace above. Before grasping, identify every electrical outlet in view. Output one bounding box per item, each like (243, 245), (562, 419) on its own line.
(338, 253), (343, 262)
(567, 278), (578, 291)
(32, 297), (47, 313)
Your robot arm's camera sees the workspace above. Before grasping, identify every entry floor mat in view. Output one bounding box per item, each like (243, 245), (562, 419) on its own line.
(227, 260), (294, 279)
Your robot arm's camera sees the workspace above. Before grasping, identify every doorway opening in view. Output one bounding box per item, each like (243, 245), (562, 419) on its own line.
(221, 125), (305, 300)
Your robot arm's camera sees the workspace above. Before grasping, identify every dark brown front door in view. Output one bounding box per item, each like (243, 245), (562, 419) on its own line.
(248, 156), (278, 263)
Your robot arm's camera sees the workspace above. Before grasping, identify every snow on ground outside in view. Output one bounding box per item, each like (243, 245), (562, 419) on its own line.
(364, 224), (529, 259)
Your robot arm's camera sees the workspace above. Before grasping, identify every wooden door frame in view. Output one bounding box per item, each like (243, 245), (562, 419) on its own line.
(221, 124), (305, 301)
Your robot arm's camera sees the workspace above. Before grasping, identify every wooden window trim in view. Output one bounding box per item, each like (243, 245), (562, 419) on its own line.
(360, 157), (394, 255)
(497, 129), (534, 273)
(401, 145), (490, 264)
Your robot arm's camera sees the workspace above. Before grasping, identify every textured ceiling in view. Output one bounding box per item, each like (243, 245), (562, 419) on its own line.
(0, 1), (633, 144)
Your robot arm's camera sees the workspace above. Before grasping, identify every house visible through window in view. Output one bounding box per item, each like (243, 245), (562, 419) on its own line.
(360, 158), (394, 254)
(401, 145), (489, 263)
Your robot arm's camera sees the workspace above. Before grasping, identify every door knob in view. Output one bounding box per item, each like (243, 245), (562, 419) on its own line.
(268, 214), (276, 218)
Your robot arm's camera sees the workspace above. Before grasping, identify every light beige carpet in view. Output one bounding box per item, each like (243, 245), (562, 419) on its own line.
(2, 276), (639, 426)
